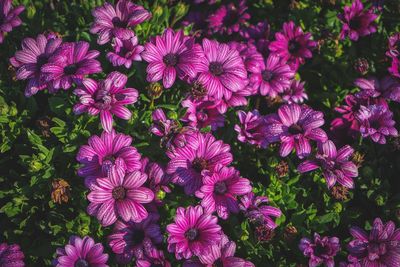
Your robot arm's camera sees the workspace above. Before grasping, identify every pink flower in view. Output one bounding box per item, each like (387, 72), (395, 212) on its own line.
(107, 36), (144, 68)
(181, 98), (225, 131)
(234, 110), (269, 148)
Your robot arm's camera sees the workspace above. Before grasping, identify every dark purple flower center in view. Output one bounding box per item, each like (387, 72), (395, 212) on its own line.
(36, 54), (49, 69)
(184, 228), (199, 241)
(192, 157), (208, 172)
(163, 53), (178, 66)
(288, 40), (301, 54)
(112, 186), (126, 200)
(64, 64), (78, 75)
(112, 17), (128, 28)
(262, 70), (274, 82)
(209, 62), (224, 76)
(151, 264), (163, 267)
(213, 259), (224, 267)
(191, 82), (208, 99)
(314, 243), (329, 257)
(370, 119), (381, 129)
(132, 230), (145, 244)
(95, 89), (113, 109)
(349, 18), (361, 30)
(394, 40), (400, 52)
(288, 124), (303, 135)
(223, 6), (238, 27)
(214, 181), (227, 194)
(197, 110), (208, 122)
(74, 259), (89, 267)
(367, 241), (387, 259)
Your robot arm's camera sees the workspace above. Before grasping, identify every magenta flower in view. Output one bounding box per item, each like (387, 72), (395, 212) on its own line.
(269, 21), (317, 69)
(87, 167), (154, 226)
(354, 76), (400, 102)
(347, 218), (400, 266)
(389, 57), (400, 79)
(107, 36), (144, 68)
(166, 205), (222, 260)
(197, 38), (248, 101)
(228, 41), (264, 75)
(281, 79), (308, 104)
(142, 158), (172, 195)
(0, 243), (25, 267)
(73, 71), (138, 132)
(265, 103), (328, 159)
(234, 110), (268, 148)
(41, 41), (102, 90)
(386, 32), (400, 59)
(136, 248), (171, 267)
(181, 98), (225, 131)
(90, 0), (151, 45)
(0, 0), (24, 44)
(298, 140), (358, 188)
(240, 20), (270, 55)
(195, 164), (252, 219)
(166, 131), (233, 195)
(10, 33), (63, 97)
(141, 28), (204, 88)
(149, 108), (178, 138)
(338, 0), (378, 41)
(299, 233), (340, 267)
(250, 54), (295, 97)
(53, 236), (108, 267)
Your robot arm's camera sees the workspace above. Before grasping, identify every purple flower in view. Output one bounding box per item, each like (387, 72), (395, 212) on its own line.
(107, 36), (144, 68)
(76, 130), (142, 187)
(0, 0), (24, 44)
(149, 108), (178, 138)
(195, 164), (252, 219)
(357, 104), (398, 144)
(389, 57), (400, 79)
(206, 0), (250, 36)
(181, 98), (225, 131)
(90, 0), (151, 45)
(338, 0), (378, 41)
(281, 79), (308, 104)
(269, 21), (317, 69)
(136, 248), (171, 267)
(166, 205), (222, 260)
(73, 71), (138, 132)
(265, 103), (328, 159)
(386, 32), (400, 59)
(347, 218), (400, 266)
(240, 20), (270, 55)
(299, 233), (340, 267)
(141, 158), (172, 200)
(298, 140), (358, 188)
(228, 41), (264, 75)
(53, 236), (108, 267)
(0, 243), (25, 267)
(166, 131), (233, 195)
(142, 28), (204, 89)
(41, 41), (102, 90)
(234, 110), (269, 148)
(10, 33), (63, 97)
(250, 54), (295, 97)
(197, 38), (248, 101)
(354, 76), (400, 102)
(87, 167), (154, 226)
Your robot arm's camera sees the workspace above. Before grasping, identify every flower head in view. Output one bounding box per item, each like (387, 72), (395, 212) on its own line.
(281, 79), (308, 104)
(107, 36), (144, 68)
(299, 233), (340, 267)
(136, 248), (171, 267)
(386, 32), (400, 59)
(0, 0), (24, 44)
(141, 158), (172, 200)
(354, 76), (400, 102)
(240, 20), (270, 55)
(0, 243), (25, 267)
(181, 98), (225, 131)
(234, 110), (269, 148)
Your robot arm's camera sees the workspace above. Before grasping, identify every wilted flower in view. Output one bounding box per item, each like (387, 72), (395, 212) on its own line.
(275, 160), (289, 177)
(353, 58), (369, 75)
(255, 224), (276, 242)
(234, 110), (269, 148)
(107, 36), (144, 68)
(0, 243), (25, 267)
(147, 82), (163, 99)
(181, 98), (224, 131)
(299, 233), (340, 267)
(0, 0), (24, 44)
(284, 225), (298, 242)
(51, 178), (70, 204)
(331, 185), (350, 201)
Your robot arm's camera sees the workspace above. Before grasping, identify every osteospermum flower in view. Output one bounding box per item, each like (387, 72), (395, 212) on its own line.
(281, 79), (308, 104)
(166, 205), (222, 260)
(228, 41), (264, 74)
(0, 0), (24, 44)
(338, 0), (378, 41)
(141, 28), (204, 88)
(269, 21), (317, 70)
(90, 0), (151, 45)
(87, 168), (154, 226)
(0, 243), (25, 267)
(73, 71), (139, 132)
(136, 248), (171, 267)
(142, 158), (172, 196)
(240, 20), (270, 55)
(354, 76), (400, 102)
(347, 218), (400, 266)
(107, 36), (144, 68)
(265, 103), (328, 159)
(166, 131), (233, 195)
(41, 41), (102, 90)
(181, 98), (225, 131)
(299, 233), (340, 267)
(53, 236), (108, 267)
(234, 110), (269, 148)
(386, 32), (400, 59)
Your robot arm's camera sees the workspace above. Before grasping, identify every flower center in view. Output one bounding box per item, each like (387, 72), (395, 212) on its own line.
(151, 264), (163, 267)
(191, 82), (208, 99)
(213, 259), (224, 267)
(349, 18), (361, 30)
(314, 243), (328, 257)
(370, 119), (381, 129)
(74, 259), (89, 267)
(192, 157), (208, 172)
(163, 53), (178, 66)
(184, 228), (199, 241)
(197, 110), (208, 122)
(64, 64), (78, 75)
(214, 181), (227, 195)
(36, 54), (49, 69)
(94, 89), (113, 109)
(288, 40), (301, 54)
(262, 70), (274, 82)
(112, 17), (128, 28)
(132, 230), (145, 245)
(367, 242), (387, 259)
(288, 124), (303, 135)
(209, 62), (224, 76)
(112, 186), (126, 201)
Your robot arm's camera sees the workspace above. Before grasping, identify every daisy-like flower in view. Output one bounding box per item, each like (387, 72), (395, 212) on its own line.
(107, 36), (144, 68)
(228, 41), (264, 75)
(0, 243), (25, 267)
(90, 0), (151, 45)
(281, 79), (308, 104)
(136, 248), (171, 267)
(195, 164), (252, 219)
(53, 236), (108, 267)
(141, 28), (204, 89)
(181, 98), (225, 131)
(299, 233), (340, 267)
(354, 76), (400, 102)
(240, 20), (270, 55)
(0, 0), (24, 44)
(298, 140), (358, 188)
(389, 58), (400, 79)
(73, 71), (139, 132)
(265, 103), (328, 159)
(166, 205), (222, 260)
(269, 21), (317, 70)
(386, 32), (400, 59)
(10, 33), (63, 97)
(76, 130), (142, 187)
(87, 167), (154, 226)
(197, 38), (248, 101)
(338, 0), (378, 41)
(347, 218), (400, 266)
(41, 41), (102, 90)
(250, 54), (295, 97)
(142, 158), (172, 196)
(166, 131), (233, 195)
(234, 110), (269, 148)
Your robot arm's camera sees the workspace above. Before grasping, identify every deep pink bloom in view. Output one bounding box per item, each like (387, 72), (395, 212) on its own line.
(234, 110), (269, 148)
(141, 157), (172, 197)
(141, 28), (204, 88)
(181, 98), (225, 131)
(298, 140), (358, 188)
(386, 32), (400, 59)
(41, 41), (102, 90)
(87, 167), (154, 226)
(107, 36), (144, 68)
(228, 41), (264, 75)
(149, 108), (178, 138)
(73, 71), (138, 132)
(136, 248), (171, 267)
(166, 131), (233, 195)
(269, 21), (317, 69)
(90, 0), (151, 45)
(0, 0), (24, 44)
(53, 236), (108, 267)
(240, 20), (270, 55)
(389, 57), (400, 78)
(299, 233), (340, 267)
(354, 76), (400, 102)
(0, 243), (25, 267)
(281, 79), (308, 104)
(338, 0), (378, 41)
(166, 205), (222, 260)
(265, 103), (328, 159)
(347, 218), (400, 266)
